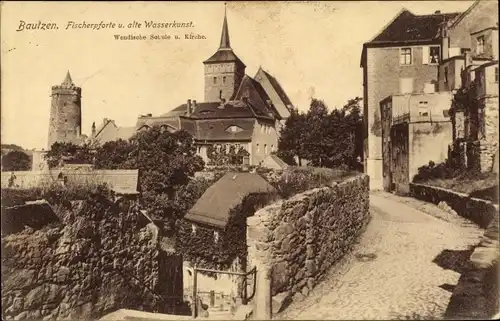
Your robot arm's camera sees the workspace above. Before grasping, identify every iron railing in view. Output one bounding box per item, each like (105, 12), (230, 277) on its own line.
(190, 266), (257, 318)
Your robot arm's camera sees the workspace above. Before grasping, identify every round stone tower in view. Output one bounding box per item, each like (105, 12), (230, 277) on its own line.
(47, 71), (82, 149)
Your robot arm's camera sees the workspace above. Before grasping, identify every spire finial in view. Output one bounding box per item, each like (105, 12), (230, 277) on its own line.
(62, 70), (73, 86)
(219, 3), (231, 49)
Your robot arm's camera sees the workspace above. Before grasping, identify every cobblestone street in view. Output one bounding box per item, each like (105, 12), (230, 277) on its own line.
(277, 191), (484, 320)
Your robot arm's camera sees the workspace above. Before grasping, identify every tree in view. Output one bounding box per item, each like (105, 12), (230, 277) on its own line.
(277, 108), (308, 165)
(276, 97), (363, 170)
(93, 126), (205, 232)
(206, 144), (250, 166)
(44, 142), (94, 168)
(1, 150), (31, 171)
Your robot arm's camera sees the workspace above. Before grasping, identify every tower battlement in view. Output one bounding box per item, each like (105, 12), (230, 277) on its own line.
(47, 71), (83, 149)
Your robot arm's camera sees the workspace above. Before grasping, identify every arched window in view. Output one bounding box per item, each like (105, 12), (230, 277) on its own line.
(264, 144), (268, 155)
(222, 76), (226, 84)
(213, 77), (217, 84)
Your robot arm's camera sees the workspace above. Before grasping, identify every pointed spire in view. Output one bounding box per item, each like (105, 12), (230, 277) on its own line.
(219, 3), (231, 49)
(62, 70), (73, 86)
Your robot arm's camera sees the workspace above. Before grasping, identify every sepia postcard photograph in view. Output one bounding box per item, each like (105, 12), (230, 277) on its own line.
(1, 1), (499, 320)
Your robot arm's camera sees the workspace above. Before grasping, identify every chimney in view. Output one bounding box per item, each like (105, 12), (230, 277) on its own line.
(91, 122), (96, 137)
(187, 99), (192, 116)
(435, 10), (441, 14)
(464, 50), (472, 67)
(218, 98), (226, 109)
(192, 100), (197, 113)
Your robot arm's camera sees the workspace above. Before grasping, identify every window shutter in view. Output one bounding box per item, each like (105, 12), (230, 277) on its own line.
(422, 46), (429, 64)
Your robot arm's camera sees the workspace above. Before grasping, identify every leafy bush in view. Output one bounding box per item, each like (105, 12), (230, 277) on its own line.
(1, 181), (111, 208)
(258, 166), (357, 199)
(176, 192), (277, 274)
(413, 160), (498, 196)
(1, 150), (31, 171)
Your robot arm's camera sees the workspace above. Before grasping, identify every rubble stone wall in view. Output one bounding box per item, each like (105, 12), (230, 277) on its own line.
(246, 174), (370, 313)
(410, 183), (497, 228)
(1, 196), (183, 321)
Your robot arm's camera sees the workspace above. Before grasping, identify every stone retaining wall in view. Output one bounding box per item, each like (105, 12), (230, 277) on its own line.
(445, 214), (499, 319)
(246, 174), (370, 314)
(409, 183), (497, 228)
(1, 196), (184, 320)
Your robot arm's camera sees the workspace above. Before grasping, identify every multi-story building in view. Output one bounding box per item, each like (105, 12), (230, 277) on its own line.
(92, 9), (294, 167)
(360, 9), (461, 189)
(380, 92), (453, 193)
(439, 0), (499, 172)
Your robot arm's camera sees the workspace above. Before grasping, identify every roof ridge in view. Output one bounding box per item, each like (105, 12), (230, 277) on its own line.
(367, 8), (413, 43)
(449, 0), (481, 28)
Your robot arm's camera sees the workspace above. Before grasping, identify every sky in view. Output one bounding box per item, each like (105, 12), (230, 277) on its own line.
(1, 1), (475, 149)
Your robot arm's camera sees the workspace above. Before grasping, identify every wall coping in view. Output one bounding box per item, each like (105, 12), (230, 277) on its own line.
(410, 182), (470, 198)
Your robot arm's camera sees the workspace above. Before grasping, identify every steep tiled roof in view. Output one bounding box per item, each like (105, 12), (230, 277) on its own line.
(95, 126), (136, 144)
(0, 169), (139, 194)
(136, 116), (179, 130)
(234, 75), (276, 118)
(369, 10), (461, 44)
(204, 49), (246, 67)
(195, 118), (255, 142)
(172, 101), (255, 119)
(185, 172), (277, 228)
(258, 68), (294, 107)
(2, 200), (59, 235)
(51, 169), (139, 194)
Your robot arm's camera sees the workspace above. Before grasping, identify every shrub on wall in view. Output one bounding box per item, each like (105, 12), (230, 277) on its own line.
(176, 192), (277, 275)
(1, 181), (111, 208)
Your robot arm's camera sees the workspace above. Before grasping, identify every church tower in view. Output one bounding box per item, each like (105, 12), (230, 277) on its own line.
(203, 6), (246, 102)
(47, 71), (82, 149)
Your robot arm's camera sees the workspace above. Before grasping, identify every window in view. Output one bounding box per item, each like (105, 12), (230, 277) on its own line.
(261, 124), (264, 133)
(422, 46), (440, 64)
(264, 144), (268, 155)
(191, 224), (197, 235)
(400, 48), (412, 65)
(256, 144), (260, 153)
(495, 67), (499, 83)
(429, 46), (440, 64)
(399, 78), (414, 94)
(478, 107), (486, 138)
(476, 35), (485, 54)
(213, 77), (217, 84)
(418, 101), (429, 117)
(444, 67), (449, 84)
(222, 76), (226, 84)
(226, 125), (243, 133)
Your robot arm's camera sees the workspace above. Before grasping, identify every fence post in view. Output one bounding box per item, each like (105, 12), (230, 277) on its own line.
(192, 268), (197, 319)
(210, 290), (215, 307)
(254, 265), (271, 320)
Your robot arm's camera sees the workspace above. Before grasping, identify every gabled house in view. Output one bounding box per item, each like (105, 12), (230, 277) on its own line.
(438, 0), (499, 172)
(113, 8), (294, 167)
(178, 172), (279, 299)
(360, 8), (461, 189)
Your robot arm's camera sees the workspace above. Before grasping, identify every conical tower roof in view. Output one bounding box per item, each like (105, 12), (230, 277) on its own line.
(203, 5), (245, 67)
(62, 70), (73, 86)
(219, 5), (231, 49)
